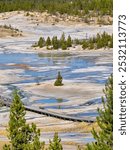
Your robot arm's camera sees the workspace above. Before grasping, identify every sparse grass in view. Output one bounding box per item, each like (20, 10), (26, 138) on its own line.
(39, 122), (99, 133)
(0, 25), (22, 37)
(0, 25), (20, 32)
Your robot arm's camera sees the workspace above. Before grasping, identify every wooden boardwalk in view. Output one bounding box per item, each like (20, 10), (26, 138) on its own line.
(0, 95), (95, 123)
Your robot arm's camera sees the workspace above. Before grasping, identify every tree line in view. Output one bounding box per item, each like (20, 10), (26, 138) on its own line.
(33, 32), (113, 50)
(33, 33), (72, 50)
(1, 75), (113, 150)
(0, 0), (113, 17)
(81, 32), (113, 50)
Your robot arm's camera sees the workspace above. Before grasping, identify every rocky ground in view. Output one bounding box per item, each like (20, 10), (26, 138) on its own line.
(0, 11), (113, 27)
(0, 25), (22, 38)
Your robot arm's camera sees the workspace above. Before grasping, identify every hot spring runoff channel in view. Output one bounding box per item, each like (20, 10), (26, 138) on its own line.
(0, 51), (112, 118)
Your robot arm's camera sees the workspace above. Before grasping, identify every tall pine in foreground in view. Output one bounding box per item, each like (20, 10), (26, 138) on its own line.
(86, 75), (113, 150)
(48, 132), (63, 150)
(3, 91), (44, 150)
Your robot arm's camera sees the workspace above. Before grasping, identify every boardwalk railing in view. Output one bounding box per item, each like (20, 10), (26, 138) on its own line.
(0, 95), (95, 123)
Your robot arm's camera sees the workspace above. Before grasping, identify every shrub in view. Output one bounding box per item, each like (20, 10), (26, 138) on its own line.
(48, 132), (63, 150)
(54, 72), (63, 86)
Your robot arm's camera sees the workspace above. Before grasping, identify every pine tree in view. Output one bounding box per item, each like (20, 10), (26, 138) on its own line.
(85, 75), (113, 150)
(61, 42), (67, 50)
(54, 72), (63, 86)
(52, 36), (59, 49)
(48, 132), (63, 150)
(66, 35), (72, 47)
(38, 37), (45, 48)
(82, 41), (88, 49)
(60, 32), (65, 44)
(97, 39), (103, 49)
(46, 37), (51, 46)
(3, 91), (44, 150)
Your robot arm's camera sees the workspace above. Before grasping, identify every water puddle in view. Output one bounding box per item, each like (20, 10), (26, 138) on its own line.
(70, 111), (99, 118)
(80, 97), (102, 106)
(0, 52), (112, 85)
(31, 98), (68, 104)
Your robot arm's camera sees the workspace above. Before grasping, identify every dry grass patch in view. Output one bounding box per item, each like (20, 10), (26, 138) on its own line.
(0, 130), (8, 136)
(0, 25), (22, 38)
(39, 122), (99, 133)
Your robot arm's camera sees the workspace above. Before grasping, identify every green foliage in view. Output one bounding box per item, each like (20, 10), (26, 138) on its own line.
(34, 33), (73, 50)
(81, 32), (113, 50)
(52, 36), (59, 49)
(89, 42), (94, 50)
(3, 90), (44, 150)
(61, 42), (67, 50)
(34, 32), (113, 50)
(0, 0), (113, 17)
(3, 144), (11, 150)
(82, 40), (89, 50)
(73, 38), (81, 45)
(48, 132), (63, 150)
(54, 72), (63, 86)
(60, 33), (65, 44)
(66, 35), (72, 47)
(38, 37), (45, 48)
(85, 75), (113, 150)
(46, 37), (51, 46)
(108, 34), (113, 48)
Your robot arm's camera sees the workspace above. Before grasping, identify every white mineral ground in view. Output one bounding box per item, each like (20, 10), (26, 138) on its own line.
(0, 11), (112, 149)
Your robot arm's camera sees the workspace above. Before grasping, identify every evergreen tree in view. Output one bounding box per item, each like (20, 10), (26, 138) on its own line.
(89, 42), (94, 49)
(66, 35), (72, 47)
(54, 72), (63, 86)
(3, 91), (44, 150)
(85, 75), (113, 150)
(61, 42), (67, 50)
(52, 36), (59, 49)
(0, 0), (113, 17)
(48, 132), (63, 150)
(60, 32), (65, 45)
(38, 37), (45, 48)
(82, 41), (88, 49)
(96, 39), (103, 49)
(46, 37), (51, 46)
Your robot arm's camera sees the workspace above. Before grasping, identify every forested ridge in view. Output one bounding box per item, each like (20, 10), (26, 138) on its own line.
(0, 0), (113, 16)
